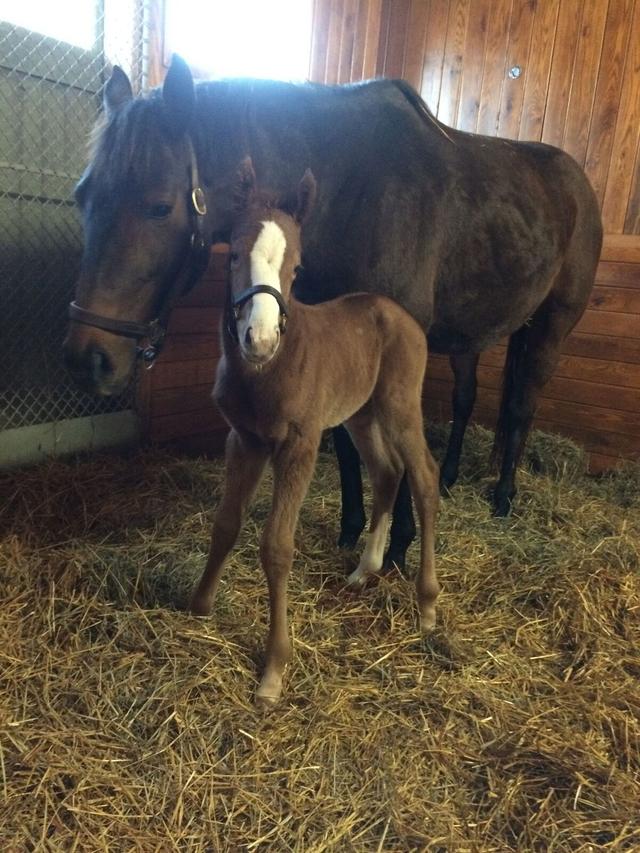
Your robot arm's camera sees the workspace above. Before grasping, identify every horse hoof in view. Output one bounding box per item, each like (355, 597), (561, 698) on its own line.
(419, 607), (437, 631)
(189, 595), (213, 617)
(492, 492), (514, 517)
(382, 551), (406, 574)
(337, 530), (362, 550)
(439, 471), (457, 496)
(346, 567), (368, 588)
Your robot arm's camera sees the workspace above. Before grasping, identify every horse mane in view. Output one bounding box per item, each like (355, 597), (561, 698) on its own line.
(86, 91), (171, 197)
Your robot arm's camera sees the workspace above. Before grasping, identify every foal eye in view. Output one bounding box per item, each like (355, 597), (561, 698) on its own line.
(145, 203), (173, 220)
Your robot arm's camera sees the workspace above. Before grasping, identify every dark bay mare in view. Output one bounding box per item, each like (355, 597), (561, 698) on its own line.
(191, 158), (439, 703)
(64, 56), (602, 566)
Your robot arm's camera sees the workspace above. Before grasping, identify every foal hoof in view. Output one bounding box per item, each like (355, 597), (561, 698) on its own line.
(189, 594), (213, 617)
(419, 606), (437, 632)
(346, 567), (369, 588)
(256, 675), (282, 708)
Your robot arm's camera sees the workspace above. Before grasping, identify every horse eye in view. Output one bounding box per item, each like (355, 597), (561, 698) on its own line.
(145, 203), (173, 220)
(229, 251), (240, 265)
(294, 265), (303, 276)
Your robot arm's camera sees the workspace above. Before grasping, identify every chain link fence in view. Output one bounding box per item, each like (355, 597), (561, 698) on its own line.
(0, 1), (151, 457)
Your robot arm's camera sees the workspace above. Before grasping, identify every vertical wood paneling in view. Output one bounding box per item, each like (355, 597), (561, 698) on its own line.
(541, 0), (584, 147)
(402, 0), (430, 91)
(420, 1), (449, 113)
(496, 0), (536, 139)
(379, 0), (411, 77)
(310, 0), (333, 81)
(602, 0), (640, 232)
(518, 0), (560, 141)
(561, 0), (609, 164)
(324, 0), (345, 84)
(350, 0), (383, 80)
(475, 0), (513, 135)
(583, 0), (634, 206)
(437, 0), (471, 126)
(456, 0), (492, 132)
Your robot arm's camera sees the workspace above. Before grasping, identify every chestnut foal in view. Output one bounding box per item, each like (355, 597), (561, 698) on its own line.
(191, 159), (440, 704)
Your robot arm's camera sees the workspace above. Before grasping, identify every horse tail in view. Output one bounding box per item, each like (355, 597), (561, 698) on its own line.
(491, 325), (529, 469)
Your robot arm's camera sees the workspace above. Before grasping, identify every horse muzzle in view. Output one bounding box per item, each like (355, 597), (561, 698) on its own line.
(62, 333), (134, 396)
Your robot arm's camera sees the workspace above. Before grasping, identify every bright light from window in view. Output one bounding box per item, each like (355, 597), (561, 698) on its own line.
(0, 0), (96, 49)
(165, 0), (312, 80)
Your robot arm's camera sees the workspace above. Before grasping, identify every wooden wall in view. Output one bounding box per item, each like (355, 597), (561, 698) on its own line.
(139, 0), (640, 469)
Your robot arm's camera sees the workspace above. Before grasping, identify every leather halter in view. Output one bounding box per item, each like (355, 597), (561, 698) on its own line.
(68, 138), (210, 368)
(227, 284), (289, 342)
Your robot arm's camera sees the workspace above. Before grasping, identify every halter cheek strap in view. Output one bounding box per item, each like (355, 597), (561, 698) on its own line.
(227, 284), (289, 342)
(68, 137), (209, 368)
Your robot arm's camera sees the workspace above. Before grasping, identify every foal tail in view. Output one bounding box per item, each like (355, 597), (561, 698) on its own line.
(491, 325), (529, 469)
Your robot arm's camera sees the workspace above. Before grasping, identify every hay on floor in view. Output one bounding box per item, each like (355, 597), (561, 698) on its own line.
(0, 425), (638, 850)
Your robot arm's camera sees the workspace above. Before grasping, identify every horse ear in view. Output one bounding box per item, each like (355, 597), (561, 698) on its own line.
(162, 54), (195, 135)
(234, 157), (257, 211)
(296, 169), (316, 224)
(104, 66), (133, 117)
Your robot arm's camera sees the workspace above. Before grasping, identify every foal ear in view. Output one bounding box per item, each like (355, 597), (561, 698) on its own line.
(296, 169), (317, 224)
(234, 156), (257, 211)
(104, 66), (133, 118)
(162, 54), (195, 136)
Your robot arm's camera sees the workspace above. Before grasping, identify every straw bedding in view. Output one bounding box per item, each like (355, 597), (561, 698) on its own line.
(0, 425), (638, 851)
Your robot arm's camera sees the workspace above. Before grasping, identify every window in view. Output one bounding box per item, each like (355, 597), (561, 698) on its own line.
(0, 0), (96, 49)
(164, 0), (312, 81)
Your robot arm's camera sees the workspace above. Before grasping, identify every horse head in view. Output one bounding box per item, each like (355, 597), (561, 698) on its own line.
(64, 56), (209, 395)
(227, 157), (316, 365)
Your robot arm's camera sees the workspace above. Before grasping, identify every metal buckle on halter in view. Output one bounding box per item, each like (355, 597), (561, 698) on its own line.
(137, 319), (166, 369)
(191, 187), (207, 216)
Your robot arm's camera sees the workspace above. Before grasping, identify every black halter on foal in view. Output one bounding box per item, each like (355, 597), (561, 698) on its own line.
(68, 138), (210, 367)
(227, 284), (289, 342)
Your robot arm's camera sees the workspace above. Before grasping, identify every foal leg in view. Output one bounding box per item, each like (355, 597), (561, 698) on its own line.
(333, 424), (366, 548)
(190, 429), (268, 616)
(440, 352), (479, 493)
(257, 434), (319, 705)
(398, 426), (440, 630)
(345, 417), (403, 588)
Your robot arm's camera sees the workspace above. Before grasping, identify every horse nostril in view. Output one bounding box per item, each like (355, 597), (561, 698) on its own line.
(245, 327), (253, 347)
(89, 346), (113, 380)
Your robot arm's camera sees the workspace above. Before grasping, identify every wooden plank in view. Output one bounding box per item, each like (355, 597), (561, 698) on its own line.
(337, 0), (359, 83)
(600, 234), (640, 262)
(402, 0), (430, 91)
(588, 452), (628, 472)
(160, 334), (220, 363)
(518, 0), (560, 141)
(150, 407), (226, 442)
(596, 260), (640, 288)
(437, 0), (471, 126)
(167, 307), (221, 335)
(456, 0), (492, 132)
(350, 0), (383, 81)
(420, 0), (450, 114)
(601, 0), (640, 232)
(583, 0), (634, 206)
(475, 0), (513, 136)
(573, 308), (640, 338)
(496, 0), (536, 140)
(561, 330), (640, 363)
(380, 0), (411, 78)
(151, 360), (217, 392)
(541, 0), (584, 147)
(589, 286), (640, 314)
(150, 383), (218, 419)
(309, 0), (332, 82)
(325, 0), (346, 85)
(561, 0), (608, 165)
(624, 142), (640, 234)
(375, 0), (392, 76)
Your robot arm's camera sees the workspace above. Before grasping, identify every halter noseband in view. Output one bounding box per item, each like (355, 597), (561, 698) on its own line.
(68, 138), (210, 368)
(227, 284), (288, 342)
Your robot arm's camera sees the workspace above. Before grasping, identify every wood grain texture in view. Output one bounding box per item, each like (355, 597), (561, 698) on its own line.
(402, 0), (430, 91)
(518, 0), (560, 141)
(420, 0), (450, 113)
(475, 0), (513, 136)
(496, 0), (536, 139)
(456, 0), (492, 132)
(541, 0), (584, 147)
(437, 0), (471, 126)
(602, 0), (640, 232)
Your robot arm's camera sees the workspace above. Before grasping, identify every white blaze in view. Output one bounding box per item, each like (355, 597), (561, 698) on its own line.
(242, 220), (287, 350)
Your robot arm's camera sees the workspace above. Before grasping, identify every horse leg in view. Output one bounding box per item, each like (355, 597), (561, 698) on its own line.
(399, 425), (440, 630)
(333, 424), (366, 549)
(440, 352), (479, 493)
(383, 473), (416, 572)
(491, 289), (591, 516)
(344, 416), (404, 587)
(257, 433), (319, 706)
(190, 429), (268, 616)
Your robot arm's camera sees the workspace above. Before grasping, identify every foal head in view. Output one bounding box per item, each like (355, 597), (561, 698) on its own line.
(228, 158), (316, 365)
